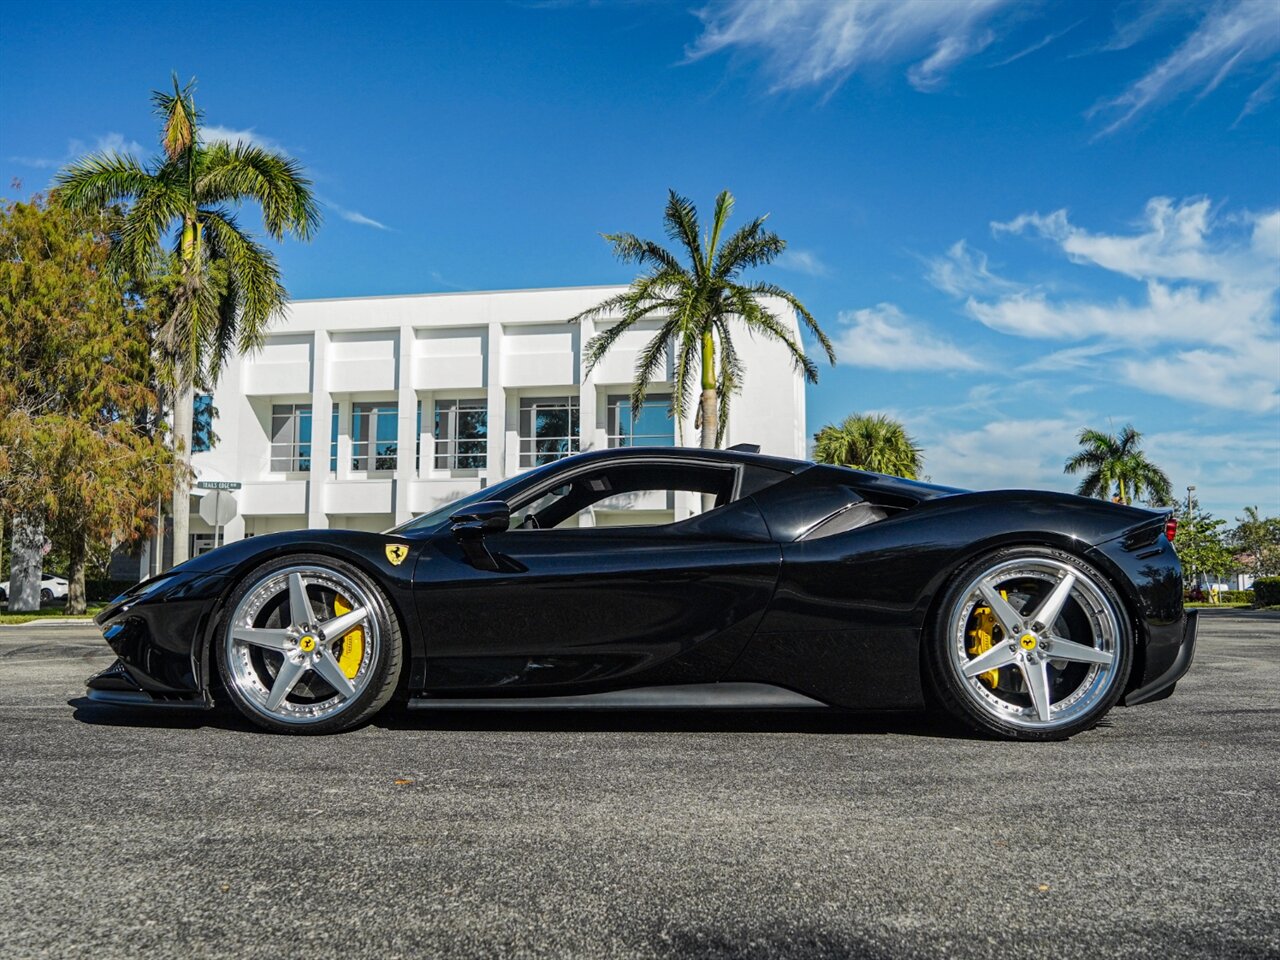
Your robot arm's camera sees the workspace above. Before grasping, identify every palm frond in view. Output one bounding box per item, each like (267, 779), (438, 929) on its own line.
(198, 142), (321, 240)
(53, 154), (156, 213)
(629, 317), (680, 414)
(742, 280), (835, 364)
(704, 190), (736, 274)
(729, 289), (819, 383)
(713, 218), (782, 278)
(151, 74), (201, 161)
(600, 232), (683, 274)
(663, 190), (704, 280)
(200, 208), (287, 370)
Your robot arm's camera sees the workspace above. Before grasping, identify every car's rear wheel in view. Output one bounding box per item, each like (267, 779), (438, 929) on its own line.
(925, 546), (1133, 741)
(216, 554), (402, 734)
(40, 587), (53, 603)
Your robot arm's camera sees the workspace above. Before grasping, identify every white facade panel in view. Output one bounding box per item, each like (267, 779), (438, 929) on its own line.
(325, 479), (394, 515)
(499, 323), (579, 386)
(412, 327), (487, 389)
(243, 334), (313, 395)
(241, 480), (308, 516)
(328, 330), (398, 393)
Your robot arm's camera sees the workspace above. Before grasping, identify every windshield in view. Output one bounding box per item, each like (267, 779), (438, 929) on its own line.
(388, 459), (563, 534)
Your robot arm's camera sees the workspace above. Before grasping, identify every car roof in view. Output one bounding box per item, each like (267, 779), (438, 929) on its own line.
(558, 444), (811, 474)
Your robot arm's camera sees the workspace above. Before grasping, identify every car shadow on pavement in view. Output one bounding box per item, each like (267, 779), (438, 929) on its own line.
(66, 697), (261, 732)
(372, 705), (979, 739)
(66, 696), (979, 739)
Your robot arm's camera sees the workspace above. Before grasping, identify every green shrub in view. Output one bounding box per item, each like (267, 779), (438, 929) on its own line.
(1222, 590), (1254, 604)
(1254, 577), (1280, 606)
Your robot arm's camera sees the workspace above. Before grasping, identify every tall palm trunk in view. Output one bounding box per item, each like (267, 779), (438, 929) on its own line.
(168, 213), (201, 570)
(699, 332), (717, 449)
(699, 332), (718, 513)
(170, 375), (194, 568)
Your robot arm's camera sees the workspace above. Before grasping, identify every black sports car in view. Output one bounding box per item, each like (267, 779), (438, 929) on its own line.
(87, 445), (1196, 740)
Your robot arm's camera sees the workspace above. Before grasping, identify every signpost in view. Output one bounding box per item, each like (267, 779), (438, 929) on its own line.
(196, 481), (241, 552)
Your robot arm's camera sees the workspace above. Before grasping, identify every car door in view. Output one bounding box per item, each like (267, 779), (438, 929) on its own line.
(412, 458), (782, 694)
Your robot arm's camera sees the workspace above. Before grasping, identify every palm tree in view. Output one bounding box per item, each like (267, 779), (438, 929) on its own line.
(56, 76), (319, 567)
(813, 413), (924, 479)
(570, 189), (833, 449)
(1064, 424), (1172, 505)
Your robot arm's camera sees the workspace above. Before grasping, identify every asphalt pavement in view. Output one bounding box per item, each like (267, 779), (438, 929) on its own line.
(1, 611), (1277, 959)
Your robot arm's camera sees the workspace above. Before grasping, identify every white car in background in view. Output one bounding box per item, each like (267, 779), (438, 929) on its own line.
(0, 573), (69, 604)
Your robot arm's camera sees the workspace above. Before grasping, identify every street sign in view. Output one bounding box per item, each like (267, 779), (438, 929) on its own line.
(199, 490), (238, 527)
(196, 480), (242, 491)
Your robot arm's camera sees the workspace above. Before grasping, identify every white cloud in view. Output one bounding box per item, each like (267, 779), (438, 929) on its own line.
(992, 197), (1277, 288)
(1120, 346), (1280, 413)
(915, 417), (1280, 515)
(686, 0), (1014, 93)
(924, 239), (1017, 297)
(942, 197), (1280, 413)
(200, 125), (285, 152)
(86, 133), (144, 156)
(833, 303), (981, 371)
(10, 132), (144, 168)
(775, 248), (829, 277)
(993, 18), (1085, 67)
(1090, 0), (1280, 136)
(1236, 64), (1280, 124)
(321, 197), (389, 231)
(964, 281), (1274, 348)
(923, 417), (1084, 491)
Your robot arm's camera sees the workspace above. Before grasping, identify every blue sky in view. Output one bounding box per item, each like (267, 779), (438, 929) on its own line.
(3, 0), (1278, 518)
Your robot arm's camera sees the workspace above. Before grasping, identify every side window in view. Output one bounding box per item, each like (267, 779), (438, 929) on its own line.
(507, 463), (738, 531)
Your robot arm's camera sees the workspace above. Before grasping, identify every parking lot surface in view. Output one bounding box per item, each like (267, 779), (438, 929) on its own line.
(1, 611), (1277, 959)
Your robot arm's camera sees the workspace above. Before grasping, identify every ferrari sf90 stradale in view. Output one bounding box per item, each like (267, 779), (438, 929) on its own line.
(88, 446), (1195, 740)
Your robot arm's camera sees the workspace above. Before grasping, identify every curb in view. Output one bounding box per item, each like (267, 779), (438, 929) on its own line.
(0, 618), (99, 628)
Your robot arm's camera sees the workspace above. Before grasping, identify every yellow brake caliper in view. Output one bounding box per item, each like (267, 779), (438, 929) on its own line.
(333, 593), (364, 679)
(967, 591), (1009, 689)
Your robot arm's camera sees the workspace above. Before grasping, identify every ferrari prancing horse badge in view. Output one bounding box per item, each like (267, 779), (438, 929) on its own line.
(385, 543), (408, 566)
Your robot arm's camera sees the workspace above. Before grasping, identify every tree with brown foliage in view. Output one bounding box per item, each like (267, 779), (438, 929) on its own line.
(0, 196), (173, 613)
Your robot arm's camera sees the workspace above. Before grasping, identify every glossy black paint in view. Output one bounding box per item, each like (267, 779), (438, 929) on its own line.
(87, 446), (1192, 715)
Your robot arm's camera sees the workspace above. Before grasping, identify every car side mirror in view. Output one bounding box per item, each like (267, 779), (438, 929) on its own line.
(449, 501), (509, 570)
(449, 500), (510, 535)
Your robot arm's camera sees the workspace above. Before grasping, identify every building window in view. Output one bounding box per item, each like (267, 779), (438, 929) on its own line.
(193, 394), (216, 453)
(607, 394), (674, 447)
(519, 396), (579, 467)
(352, 402), (398, 472)
(270, 403), (312, 472)
(434, 399), (488, 472)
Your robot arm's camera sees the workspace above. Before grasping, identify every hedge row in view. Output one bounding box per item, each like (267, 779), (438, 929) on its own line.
(1254, 577), (1280, 607)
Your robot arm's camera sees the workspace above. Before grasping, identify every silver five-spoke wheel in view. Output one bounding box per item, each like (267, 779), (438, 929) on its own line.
(217, 556), (402, 733)
(929, 548), (1131, 740)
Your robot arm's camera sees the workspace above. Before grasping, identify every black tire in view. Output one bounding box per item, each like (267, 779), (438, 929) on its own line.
(40, 588), (54, 603)
(923, 545), (1133, 741)
(215, 553), (403, 734)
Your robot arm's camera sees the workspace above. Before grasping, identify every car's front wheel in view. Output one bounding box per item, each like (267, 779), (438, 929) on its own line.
(925, 546), (1133, 741)
(216, 554), (402, 734)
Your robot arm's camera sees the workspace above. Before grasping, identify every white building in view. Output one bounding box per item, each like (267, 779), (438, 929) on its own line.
(162, 284), (806, 562)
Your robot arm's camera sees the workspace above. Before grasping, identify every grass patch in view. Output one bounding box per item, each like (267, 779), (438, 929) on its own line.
(0, 604), (105, 625)
(1186, 602), (1251, 609)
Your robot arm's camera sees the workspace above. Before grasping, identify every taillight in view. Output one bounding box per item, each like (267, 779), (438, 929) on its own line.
(1166, 517), (1177, 542)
